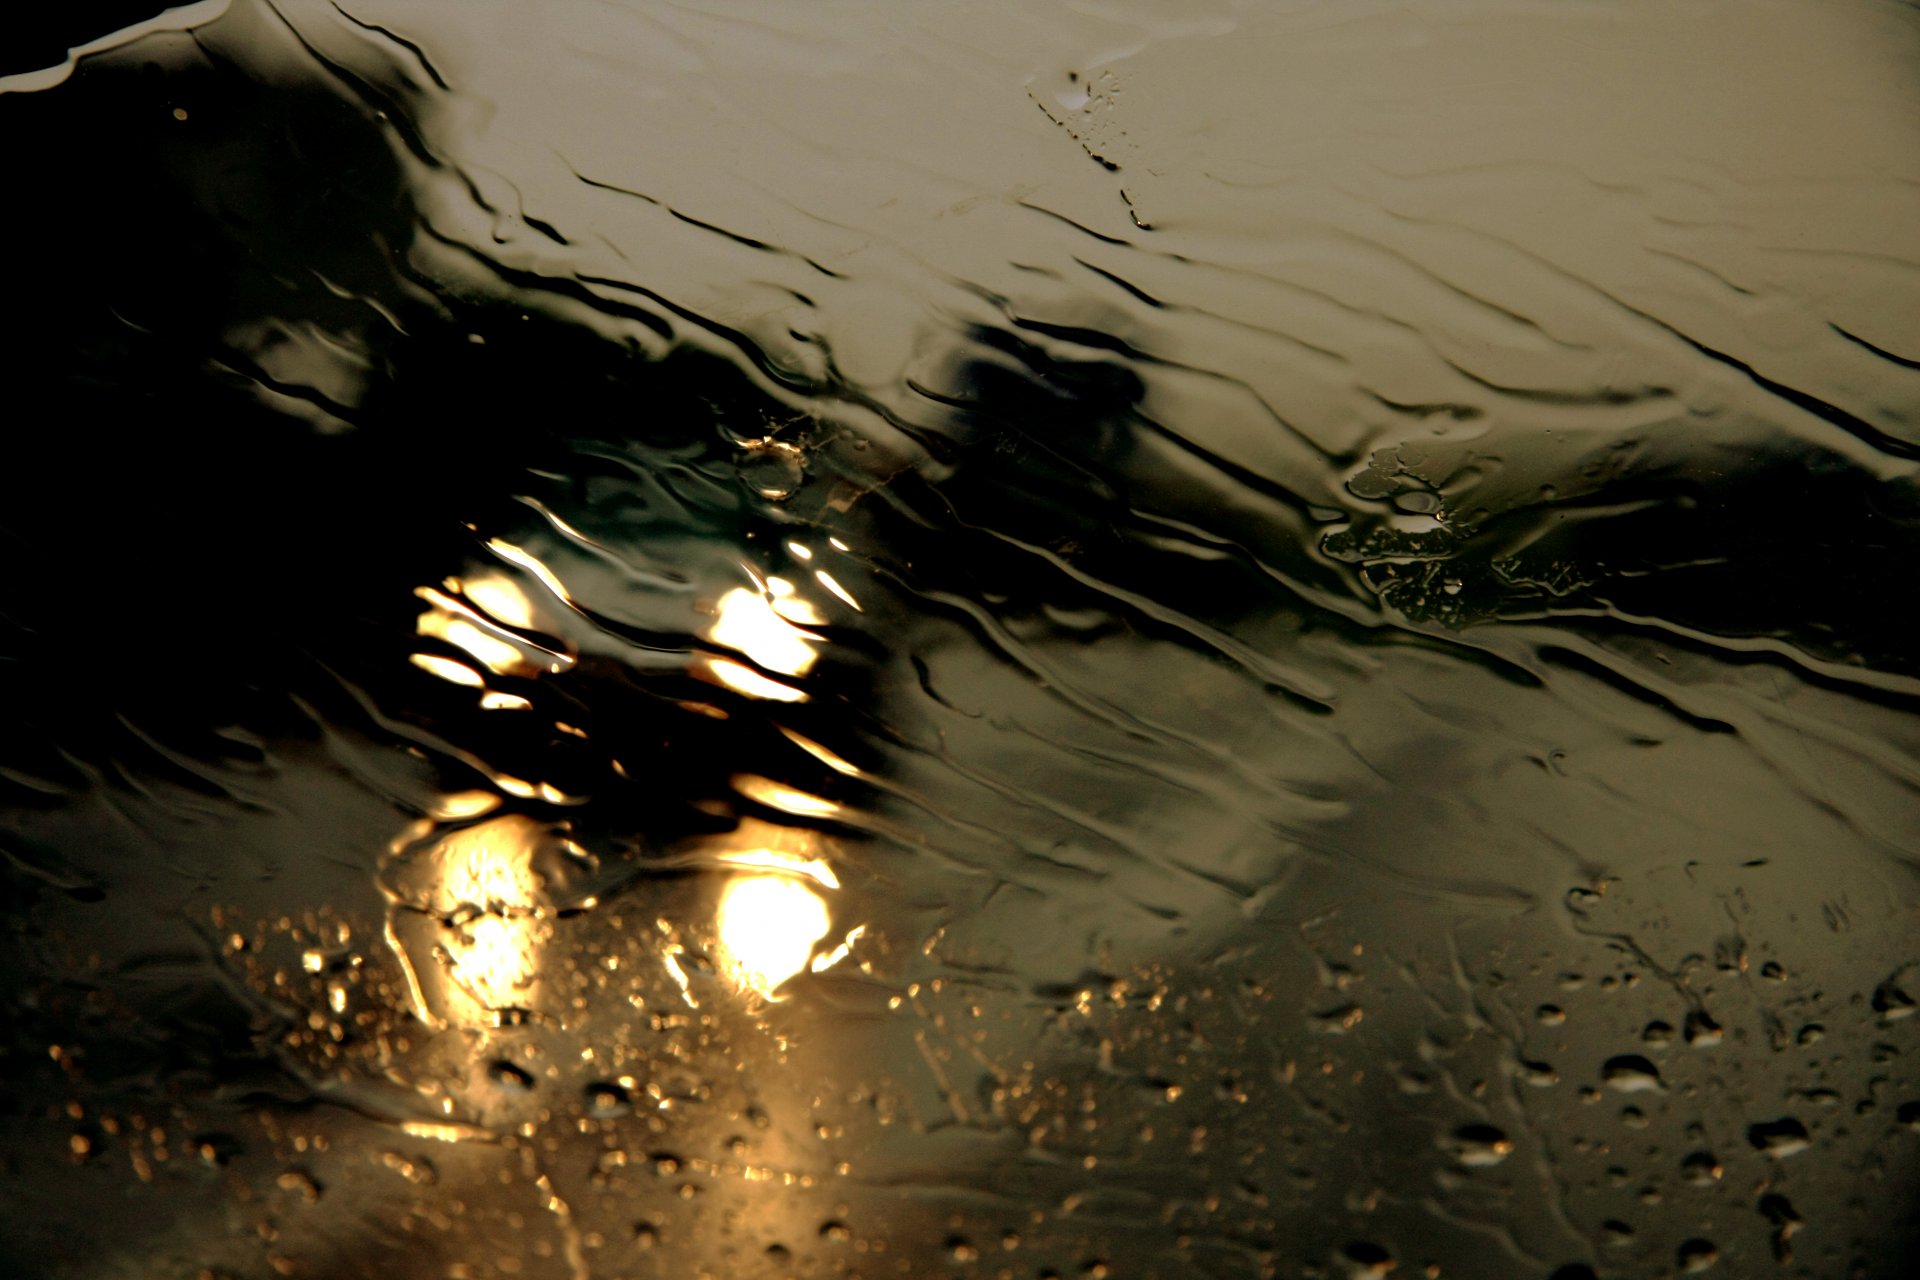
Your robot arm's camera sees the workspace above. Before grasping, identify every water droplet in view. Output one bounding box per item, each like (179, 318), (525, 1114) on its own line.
(274, 1169), (323, 1203)
(1602, 1054), (1663, 1092)
(1872, 978), (1915, 1021)
(1747, 1116), (1812, 1157)
(1393, 489), (1442, 514)
(487, 1060), (535, 1090)
(1315, 1003), (1364, 1033)
(1516, 1058), (1560, 1088)
(1760, 1193), (1802, 1227)
(737, 439), (805, 500)
(1760, 1193), (1803, 1260)
(1677, 1238), (1718, 1272)
(1683, 1010), (1724, 1047)
(584, 1081), (631, 1117)
(1680, 1151), (1722, 1184)
(194, 1133), (241, 1167)
(1340, 1241), (1395, 1279)
(1443, 1123), (1514, 1167)
(378, 1151), (437, 1185)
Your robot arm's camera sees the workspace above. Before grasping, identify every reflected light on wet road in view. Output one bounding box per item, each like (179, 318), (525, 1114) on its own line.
(385, 814), (550, 1029)
(715, 873), (832, 999)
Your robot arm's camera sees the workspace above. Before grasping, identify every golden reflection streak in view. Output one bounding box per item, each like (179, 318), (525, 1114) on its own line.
(810, 923), (867, 974)
(418, 611), (525, 675)
(400, 1120), (493, 1144)
(415, 577), (571, 677)
(487, 537), (574, 607)
(776, 726), (862, 777)
(703, 658), (808, 703)
(660, 947), (698, 1010)
(732, 774), (841, 819)
(813, 569), (860, 612)
(384, 916), (440, 1029)
(698, 582), (828, 702)
(711, 848), (840, 889)
(431, 791), (502, 820)
(409, 653), (484, 687)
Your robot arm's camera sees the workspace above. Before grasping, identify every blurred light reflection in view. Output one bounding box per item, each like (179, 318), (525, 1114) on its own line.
(699, 582), (825, 702)
(715, 873), (830, 999)
(702, 830), (863, 999)
(384, 814), (550, 1028)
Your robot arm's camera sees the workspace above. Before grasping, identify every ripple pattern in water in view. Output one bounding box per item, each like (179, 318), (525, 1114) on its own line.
(3, 2), (1920, 1277)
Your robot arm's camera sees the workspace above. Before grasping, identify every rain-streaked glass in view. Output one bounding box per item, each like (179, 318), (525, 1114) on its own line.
(3, 2), (1919, 1277)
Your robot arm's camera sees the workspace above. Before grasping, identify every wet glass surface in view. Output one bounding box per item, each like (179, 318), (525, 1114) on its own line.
(3, 2), (1919, 1277)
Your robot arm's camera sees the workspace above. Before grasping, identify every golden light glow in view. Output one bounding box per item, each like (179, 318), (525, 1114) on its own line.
(715, 874), (832, 1000)
(709, 586), (821, 674)
(733, 774), (842, 820)
(704, 841), (863, 999)
(763, 576), (827, 627)
(810, 923), (867, 974)
(414, 577), (569, 680)
(385, 815), (551, 1028)
(661, 946), (698, 1009)
(698, 582), (828, 702)
(461, 573), (535, 628)
(431, 791), (503, 821)
(400, 1120), (491, 1144)
(777, 727), (862, 777)
(703, 657), (808, 703)
(424, 614), (526, 674)
(814, 569), (861, 612)
(490, 775), (580, 805)
(442, 827), (542, 1016)
(456, 914), (537, 1011)
(410, 653), (484, 687)
(440, 824), (537, 912)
